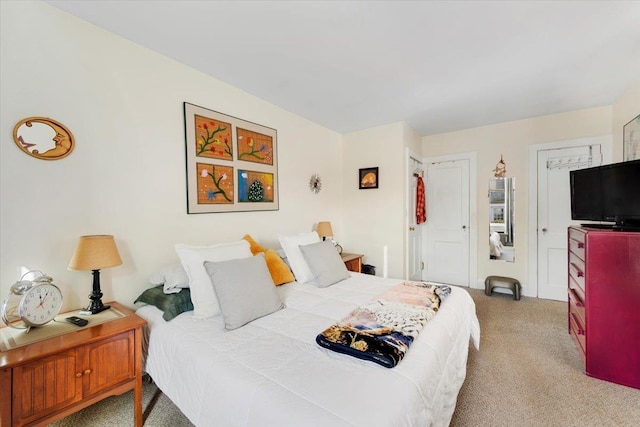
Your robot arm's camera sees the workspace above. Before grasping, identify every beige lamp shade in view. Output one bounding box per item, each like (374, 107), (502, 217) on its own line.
(68, 235), (122, 271)
(316, 221), (334, 239)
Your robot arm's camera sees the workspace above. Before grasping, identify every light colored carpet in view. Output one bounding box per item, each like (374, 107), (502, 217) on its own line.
(51, 288), (640, 426)
(49, 375), (193, 427)
(451, 289), (640, 427)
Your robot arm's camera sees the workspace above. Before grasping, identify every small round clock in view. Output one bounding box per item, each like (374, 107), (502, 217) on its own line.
(1, 271), (63, 332)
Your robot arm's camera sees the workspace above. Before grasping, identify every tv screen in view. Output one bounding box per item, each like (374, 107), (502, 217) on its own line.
(570, 159), (640, 229)
(570, 167), (604, 221)
(601, 160), (640, 222)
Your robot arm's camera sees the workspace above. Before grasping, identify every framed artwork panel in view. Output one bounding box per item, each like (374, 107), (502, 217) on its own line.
(197, 163), (234, 204)
(237, 128), (274, 165)
(184, 103), (279, 213)
(238, 170), (274, 203)
(194, 115), (233, 161)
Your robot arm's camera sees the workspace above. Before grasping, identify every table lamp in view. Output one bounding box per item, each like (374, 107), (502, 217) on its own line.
(316, 221), (334, 241)
(316, 221), (343, 253)
(68, 235), (122, 314)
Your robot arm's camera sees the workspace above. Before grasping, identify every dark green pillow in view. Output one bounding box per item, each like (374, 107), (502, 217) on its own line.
(134, 285), (193, 321)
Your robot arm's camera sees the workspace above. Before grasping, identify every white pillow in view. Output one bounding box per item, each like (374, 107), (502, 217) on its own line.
(175, 240), (252, 319)
(277, 231), (320, 283)
(148, 263), (189, 294)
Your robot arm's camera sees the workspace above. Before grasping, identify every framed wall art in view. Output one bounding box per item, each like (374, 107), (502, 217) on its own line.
(184, 102), (278, 213)
(623, 114), (640, 161)
(359, 167), (379, 189)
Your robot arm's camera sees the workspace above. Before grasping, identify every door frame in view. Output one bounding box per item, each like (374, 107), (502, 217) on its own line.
(405, 148), (423, 280)
(420, 151), (478, 288)
(526, 135), (612, 297)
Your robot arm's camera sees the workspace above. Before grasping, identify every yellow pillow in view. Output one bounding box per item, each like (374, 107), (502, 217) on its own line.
(243, 234), (267, 255)
(264, 249), (295, 286)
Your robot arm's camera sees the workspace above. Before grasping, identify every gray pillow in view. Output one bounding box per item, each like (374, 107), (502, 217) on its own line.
(204, 253), (284, 330)
(299, 240), (350, 288)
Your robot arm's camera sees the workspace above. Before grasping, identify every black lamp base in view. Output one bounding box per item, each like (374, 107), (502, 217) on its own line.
(86, 301), (111, 314)
(87, 269), (111, 314)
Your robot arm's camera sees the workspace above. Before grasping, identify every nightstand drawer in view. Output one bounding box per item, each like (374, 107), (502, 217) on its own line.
(341, 253), (363, 273)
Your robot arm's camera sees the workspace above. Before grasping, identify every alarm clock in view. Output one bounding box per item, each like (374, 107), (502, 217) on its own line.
(1, 270), (63, 333)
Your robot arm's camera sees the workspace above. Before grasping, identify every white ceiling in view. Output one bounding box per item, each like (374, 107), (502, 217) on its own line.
(46, 0), (640, 136)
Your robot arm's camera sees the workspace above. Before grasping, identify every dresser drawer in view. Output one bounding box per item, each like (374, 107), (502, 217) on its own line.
(568, 288), (585, 326)
(568, 227), (586, 261)
(568, 252), (586, 293)
(569, 303), (586, 361)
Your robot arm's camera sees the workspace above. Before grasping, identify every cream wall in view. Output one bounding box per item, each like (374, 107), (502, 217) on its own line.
(342, 123), (404, 278)
(422, 106), (613, 293)
(342, 122), (421, 279)
(0, 1), (343, 311)
(2, 2), (637, 313)
(612, 81), (640, 161)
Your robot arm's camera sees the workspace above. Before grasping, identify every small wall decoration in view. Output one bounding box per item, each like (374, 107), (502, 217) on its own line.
(623, 114), (640, 161)
(184, 103), (278, 213)
(12, 117), (74, 160)
(359, 167), (379, 189)
(309, 174), (322, 194)
(493, 154), (507, 177)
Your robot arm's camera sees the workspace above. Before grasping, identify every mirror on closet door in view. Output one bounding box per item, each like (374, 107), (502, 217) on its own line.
(489, 177), (515, 262)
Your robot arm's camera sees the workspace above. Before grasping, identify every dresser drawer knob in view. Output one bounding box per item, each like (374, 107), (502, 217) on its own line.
(75, 372), (82, 378)
(83, 369), (92, 375)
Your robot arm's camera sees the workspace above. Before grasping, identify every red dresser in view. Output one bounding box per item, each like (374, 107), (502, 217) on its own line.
(568, 226), (640, 389)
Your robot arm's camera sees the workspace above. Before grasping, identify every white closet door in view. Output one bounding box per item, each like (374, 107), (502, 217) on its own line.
(537, 145), (602, 301)
(424, 159), (470, 286)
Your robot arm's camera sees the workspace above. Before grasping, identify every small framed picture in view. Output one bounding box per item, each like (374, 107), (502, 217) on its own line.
(359, 167), (379, 189)
(623, 114), (640, 161)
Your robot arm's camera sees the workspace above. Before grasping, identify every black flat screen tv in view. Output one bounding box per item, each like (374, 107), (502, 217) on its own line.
(570, 159), (640, 230)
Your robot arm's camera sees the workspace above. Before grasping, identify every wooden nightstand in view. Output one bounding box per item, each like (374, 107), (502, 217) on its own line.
(341, 253), (364, 273)
(0, 301), (146, 427)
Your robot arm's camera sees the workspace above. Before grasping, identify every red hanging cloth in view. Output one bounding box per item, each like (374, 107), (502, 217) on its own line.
(416, 176), (426, 224)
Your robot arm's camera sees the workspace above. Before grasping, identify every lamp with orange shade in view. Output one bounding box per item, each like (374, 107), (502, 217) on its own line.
(316, 221), (334, 241)
(316, 221), (342, 253)
(68, 235), (122, 314)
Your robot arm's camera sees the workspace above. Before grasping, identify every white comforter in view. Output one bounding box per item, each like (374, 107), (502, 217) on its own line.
(136, 273), (480, 427)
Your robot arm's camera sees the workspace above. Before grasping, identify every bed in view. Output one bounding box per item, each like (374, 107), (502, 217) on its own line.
(135, 271), (480, 427)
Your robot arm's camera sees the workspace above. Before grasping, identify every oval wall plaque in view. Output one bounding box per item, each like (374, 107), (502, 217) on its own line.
(13, 117), (75, 160)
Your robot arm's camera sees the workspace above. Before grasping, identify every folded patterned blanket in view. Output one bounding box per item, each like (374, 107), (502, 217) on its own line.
(316, 281), (451, 368)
